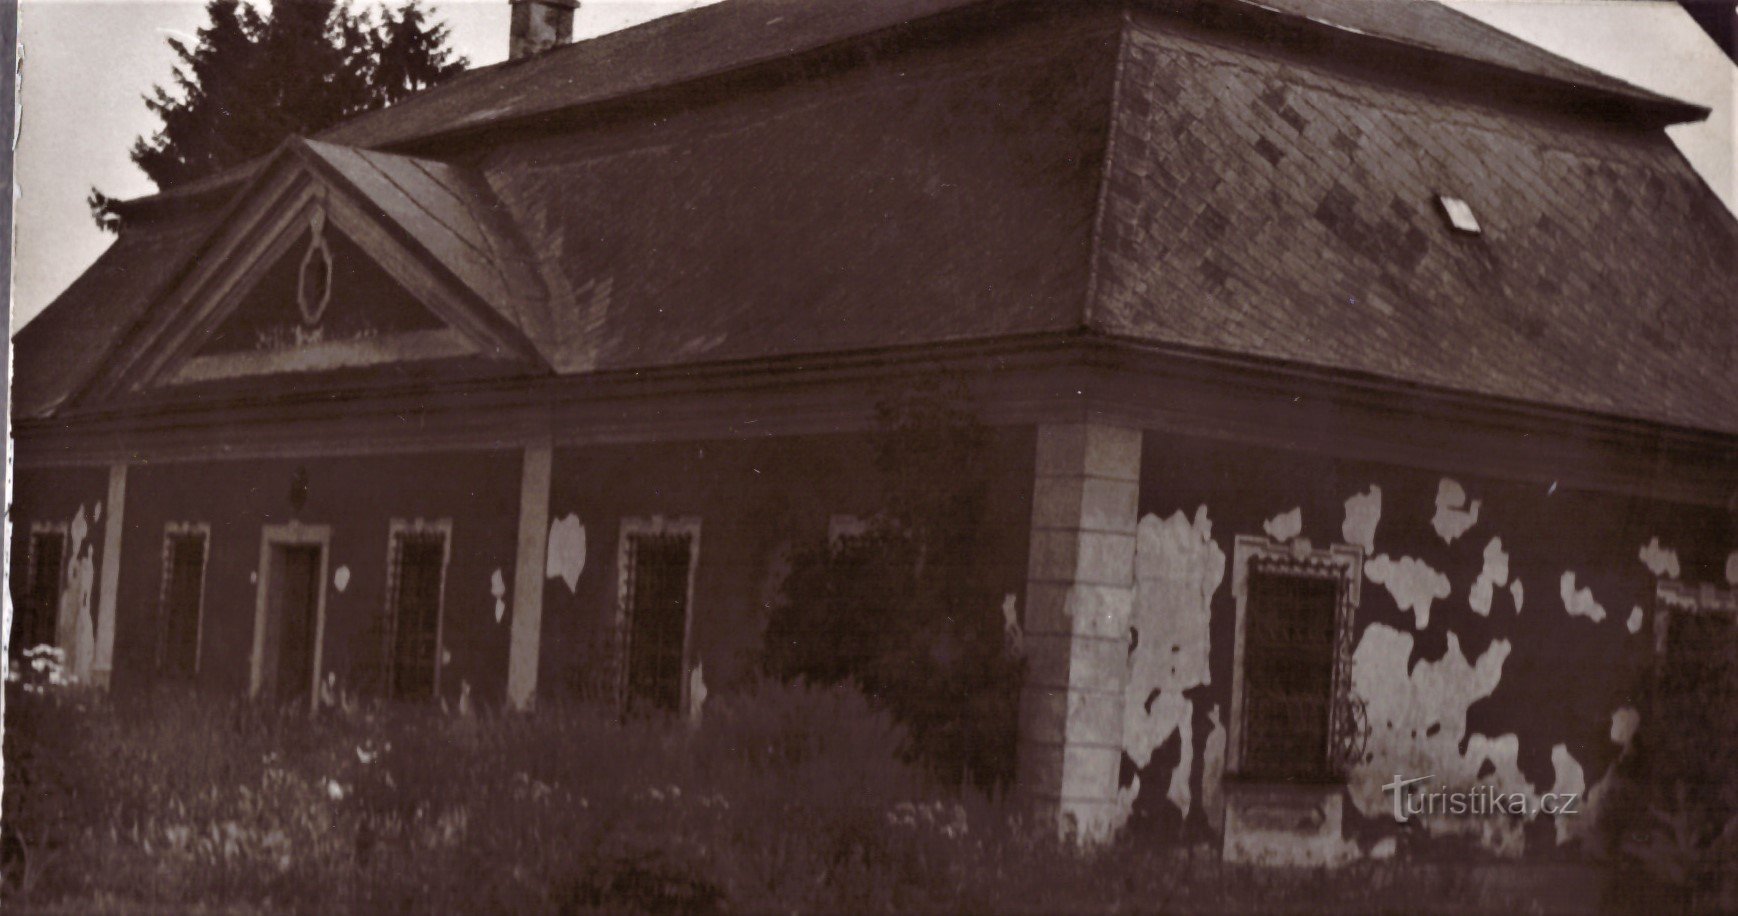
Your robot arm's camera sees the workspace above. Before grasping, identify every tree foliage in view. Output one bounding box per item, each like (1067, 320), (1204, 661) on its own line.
(93, 0), (466, 229)
(763, 377), (1025, 791)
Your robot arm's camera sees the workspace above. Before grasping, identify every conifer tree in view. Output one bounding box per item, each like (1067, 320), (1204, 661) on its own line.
(92, 0), (465, 229)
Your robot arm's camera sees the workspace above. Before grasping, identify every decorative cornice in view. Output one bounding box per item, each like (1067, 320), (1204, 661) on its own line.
(16, 332), (1736, 508)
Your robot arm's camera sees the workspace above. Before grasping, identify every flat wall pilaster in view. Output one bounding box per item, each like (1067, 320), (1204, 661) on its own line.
(1018, 423), (1140, 840)
(91, 462), (128, 688)
(507, 440), (553, 710)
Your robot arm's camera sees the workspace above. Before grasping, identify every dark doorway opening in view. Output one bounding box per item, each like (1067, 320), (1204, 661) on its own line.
(263, 543), (323, 705)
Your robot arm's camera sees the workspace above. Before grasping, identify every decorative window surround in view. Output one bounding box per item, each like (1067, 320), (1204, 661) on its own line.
(827, 514), (872, 547)
(1227, 535), (1364, 780)
(1654, 580), (1737, 656)
(615, 516), (702, 717)
(384, 518), (454, 700)
(250, 521), (333, 713)
(157, 522), (212, 676)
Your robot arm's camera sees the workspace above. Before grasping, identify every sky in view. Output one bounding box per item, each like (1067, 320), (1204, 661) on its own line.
(10, 1), (1736, 330)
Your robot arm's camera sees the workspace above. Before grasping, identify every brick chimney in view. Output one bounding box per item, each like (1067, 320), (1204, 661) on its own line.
(510, 0), (578, 60)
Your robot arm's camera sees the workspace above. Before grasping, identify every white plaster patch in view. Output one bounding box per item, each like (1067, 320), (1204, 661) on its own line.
(1001, 593), (1022, 657)
(1366, 554), (1451, 629)
(1341, 486), (1382, 553)
(688, 661), (708, 729)
(1223, 792), (1360, 867)
(1431, 479), (1481, 544)
(491, 568), (508, 623)
(1559, 572), (1607, 623)
(1349, 624), (1535, 856)
(828, 514), (871, 545)
(1469, 538), (1510, 616)
(1262, 507), (1302, 543)
(1638, 537), (1680, 579)
(1728, 550), (1738, 586)
(1168, 706), (1194, 820)
(545, 513), (586, 593)
(1626, 606), (1643, 635)
(1122, 508), (1225, 819)
(1202, 705), (1226, 833)
(1549, 744), (1587, 846)
(1370, 837), (1398, 860)
(1565, 708), (1642, 850)
(333, 566), (351, 593)
(250, 570), (259, 585)
(63, 506), (97, 682)
(1509, 579), (1524, 615)
(441, 647), (452, 666)
(69, 506), (88, 557)
(1611, 707), (1639, 748)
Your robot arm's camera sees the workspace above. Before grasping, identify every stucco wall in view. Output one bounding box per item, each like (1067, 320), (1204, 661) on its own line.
(111, 451), (522, 702)
(541, 429), (1036, 704)
(8, 466), (112, 676)
(1121, 433), (1735, 857)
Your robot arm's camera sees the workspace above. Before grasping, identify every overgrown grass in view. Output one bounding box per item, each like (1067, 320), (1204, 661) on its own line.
(4, 679), (1584, 913)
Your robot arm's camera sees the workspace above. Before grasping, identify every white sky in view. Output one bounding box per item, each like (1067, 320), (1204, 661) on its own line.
(11, 0), (1736, 329)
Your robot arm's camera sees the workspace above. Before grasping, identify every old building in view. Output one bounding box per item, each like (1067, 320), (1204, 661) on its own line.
(10, 0), (1736, 863)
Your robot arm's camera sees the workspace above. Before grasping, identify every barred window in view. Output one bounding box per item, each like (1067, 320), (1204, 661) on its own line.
(1653, 581), (1736, 716)
(1230, 537), (1363, 783)
(10, 526), (67, 659)
(1242, 568), (1339, 780)
(385, 520), (451, 701)
(158, 525), (210, 677)
(617, 518), (700, 714)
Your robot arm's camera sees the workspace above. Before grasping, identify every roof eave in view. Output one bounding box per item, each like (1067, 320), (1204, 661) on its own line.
(1168, 0), (1708, 129)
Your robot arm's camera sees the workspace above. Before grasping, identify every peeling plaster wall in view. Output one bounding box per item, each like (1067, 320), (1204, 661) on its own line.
(8, 468), (111, 676)
(1350, 623), (1534, 856)
(112, 451), (521, 701)
(61, 505), (98, 680)
(1120, 509), (1225, 825)
(541, 430), (1036, 701)
(1131, 434), (1736, 858)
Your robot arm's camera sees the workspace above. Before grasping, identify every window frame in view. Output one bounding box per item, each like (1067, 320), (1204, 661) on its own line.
(250, 522), (333, 712)
(156, 522), (212, 677)
(614, 516), (702, 715)
(1227, 535), (1364, 782)
(1653, 580), (1738, 657)
(16, 522), (70, 655)
(382, 517), (454, 701)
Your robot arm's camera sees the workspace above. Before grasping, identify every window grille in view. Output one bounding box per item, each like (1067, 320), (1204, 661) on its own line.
(617, 520), (699, 714)
(1230, 538), (1364, 782)
(10, 527), (67, 658)
(384, 521), (451, 700)
(157, 525), (210, 676)
(1242, 565), (1339, 780)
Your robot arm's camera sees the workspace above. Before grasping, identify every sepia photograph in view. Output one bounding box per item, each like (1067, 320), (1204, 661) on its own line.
(3, 0), (1735, 912)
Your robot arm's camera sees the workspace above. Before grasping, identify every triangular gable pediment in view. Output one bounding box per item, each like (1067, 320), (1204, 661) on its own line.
(82, 139), (548, 401)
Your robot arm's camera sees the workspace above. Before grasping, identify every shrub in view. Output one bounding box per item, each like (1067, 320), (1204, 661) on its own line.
(2, 676), (1576, 913)
(1604, 609), (1738, 913)
(763, 376), (1024, 792)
